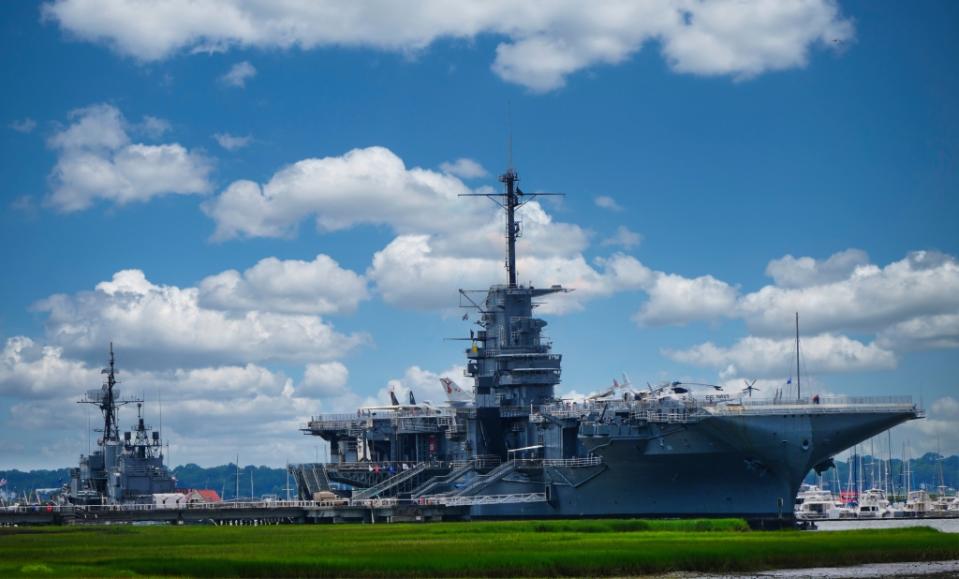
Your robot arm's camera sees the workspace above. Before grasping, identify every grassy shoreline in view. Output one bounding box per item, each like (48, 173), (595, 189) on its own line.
(2, 519), (957, 577)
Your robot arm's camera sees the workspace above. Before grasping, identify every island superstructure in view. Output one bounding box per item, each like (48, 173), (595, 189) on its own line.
(292, 165), (923, 521)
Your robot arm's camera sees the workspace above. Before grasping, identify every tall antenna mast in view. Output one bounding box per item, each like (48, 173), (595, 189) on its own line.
(507, 100), (513, 171)
(460, 144), (563, 288)
(106, 342), (117, 440)
(795, 312), (801, 401)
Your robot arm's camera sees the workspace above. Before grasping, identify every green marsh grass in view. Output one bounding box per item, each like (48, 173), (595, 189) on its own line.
(1, 519), (956, 577)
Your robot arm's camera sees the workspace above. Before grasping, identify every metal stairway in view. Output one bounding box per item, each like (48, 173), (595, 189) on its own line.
(351, 462), (432, 500)
(411, 462), (474, 498)
(452, 460), (517, 497)
(290, 463), (331, 498)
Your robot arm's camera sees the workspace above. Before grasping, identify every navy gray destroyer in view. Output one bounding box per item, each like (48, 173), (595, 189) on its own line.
(65, 344), (175, 505)
(292, 165), (924, 522)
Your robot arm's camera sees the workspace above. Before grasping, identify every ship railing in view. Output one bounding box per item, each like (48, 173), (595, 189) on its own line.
(496, 456), (602, 469)
(639, 409), (700, 424)
(309, 407), (459, 429)
(393, 417), (453, 433)
(311, 457), (500, 475)
(351, 497), (401, 508)
(492, 353), (560, 360)
(322, 460), (438, 472)
(499, 405), (534, 417)
(10, 500), (327, 514)
(740, 395), (913, 406)
(716, 396), (919, 415)
(542, 456), (602, 467)
(2, 504), (75, 513)
(4, 493), (557, 513)
(424, 492), (548, 507)
(536, 406), (591, 419)
(306, 414), (373, 431)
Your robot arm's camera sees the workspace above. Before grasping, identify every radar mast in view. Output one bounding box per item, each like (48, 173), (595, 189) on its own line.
(461, 168), (562, 287)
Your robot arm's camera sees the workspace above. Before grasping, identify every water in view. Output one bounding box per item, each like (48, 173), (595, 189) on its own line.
(701, 560), (959, 578)
(812, 518), (959, 533)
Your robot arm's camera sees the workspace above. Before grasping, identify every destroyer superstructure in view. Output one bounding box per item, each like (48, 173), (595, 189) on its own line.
(66, 344), (175, 505)
(293, 166), (923, 521)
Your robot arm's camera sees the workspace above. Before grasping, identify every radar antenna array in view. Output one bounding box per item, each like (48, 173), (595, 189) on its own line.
(78, 342), (142, 443)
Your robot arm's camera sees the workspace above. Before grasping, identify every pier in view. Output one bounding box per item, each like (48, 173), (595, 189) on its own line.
(0, 499), (472, 526)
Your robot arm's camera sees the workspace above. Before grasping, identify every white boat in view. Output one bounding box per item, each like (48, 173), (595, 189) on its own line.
(931, 486), (954, 515)
(903, 489), (934, 517)
(795, 485), (839, 520)
(856, 488), (894, 518)
(948, 496), (959, 512)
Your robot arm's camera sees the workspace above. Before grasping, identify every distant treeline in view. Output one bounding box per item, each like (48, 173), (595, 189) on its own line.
(2, 453), (956, 499)
(0, 464), (292, 500)
(173, 463), (293, 500)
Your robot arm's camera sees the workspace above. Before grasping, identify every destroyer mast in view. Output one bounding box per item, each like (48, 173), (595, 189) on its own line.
(79, 342), (140, 448)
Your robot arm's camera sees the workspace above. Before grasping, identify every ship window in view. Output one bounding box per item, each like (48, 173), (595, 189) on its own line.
(801, 439), (810, 450)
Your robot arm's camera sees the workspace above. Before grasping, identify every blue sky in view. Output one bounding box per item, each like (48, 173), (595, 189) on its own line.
(1, 0), (957, 469)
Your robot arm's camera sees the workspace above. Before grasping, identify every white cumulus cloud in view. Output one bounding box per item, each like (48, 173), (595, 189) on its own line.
(220, 61), (256, 87)
(9, 117), (37, 133)
(203, 146), (477, 241)
(213, 132), (252, 151)
(594, 195), (623, 212)
(43, 0), (853, 91)
(900, 396), (959, 458)
(199, 254), (368, 315)
(439, 158), (487, 179)
(765, 248), (870, 289)
(665, 333), (897, 378)
(601, 225), (642, 249)
(0, 337), (101, 399)
(300, 362), (350, 398)
(876, 313), (959, 352)
(46, 103), (212, 211)
(34, 269), (368, 369)
(636, 272), (739, 326)
(740, 250), (959, 336)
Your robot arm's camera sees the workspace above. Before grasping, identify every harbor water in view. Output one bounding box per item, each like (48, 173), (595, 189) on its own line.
(812, 518), (959, 533)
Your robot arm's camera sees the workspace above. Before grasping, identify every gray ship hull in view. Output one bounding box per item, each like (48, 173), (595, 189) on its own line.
(470, 409), (917, 519)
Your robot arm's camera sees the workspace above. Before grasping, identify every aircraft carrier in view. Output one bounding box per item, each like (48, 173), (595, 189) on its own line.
(291, 165), (925, 522)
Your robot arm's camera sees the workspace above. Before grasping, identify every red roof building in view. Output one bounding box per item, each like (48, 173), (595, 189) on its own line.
(178, 489), (221, 503)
